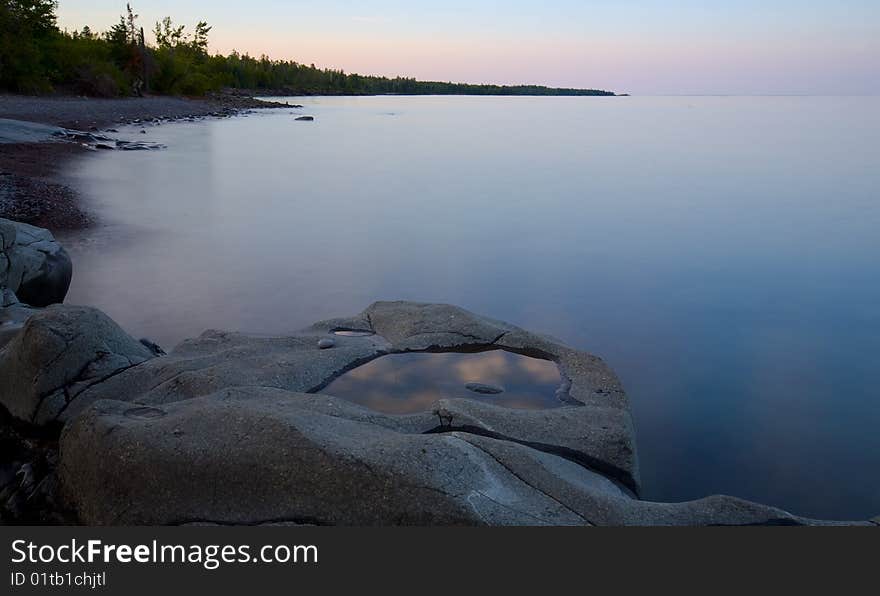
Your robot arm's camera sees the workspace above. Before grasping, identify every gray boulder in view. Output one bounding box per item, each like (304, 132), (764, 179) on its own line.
(59, 388), (867, 526)
(0, 218), (72, 307)
(60, 327), (391, 423)
(60, 390), (590, 525)
(45, 301), (876, 525)
(61, 301), (639, 493)
(0, 305), (156, 425)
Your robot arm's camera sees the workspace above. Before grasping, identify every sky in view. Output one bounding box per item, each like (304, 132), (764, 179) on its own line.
(57, 1), (879, 95)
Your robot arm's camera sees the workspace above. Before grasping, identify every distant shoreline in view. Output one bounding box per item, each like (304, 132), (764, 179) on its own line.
(239, 88), (622, 98)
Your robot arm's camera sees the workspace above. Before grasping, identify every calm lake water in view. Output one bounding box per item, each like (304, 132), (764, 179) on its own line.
(58, 96), (880, 520)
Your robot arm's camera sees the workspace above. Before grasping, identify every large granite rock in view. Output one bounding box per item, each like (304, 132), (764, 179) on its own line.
(56, 301), (639, 494)
(59, 388), (865, 526)
(0, 305), (156, 425)
(52, 301), (874, 526)
(61, 390), (592, 525)
(0, 218), (72, 307)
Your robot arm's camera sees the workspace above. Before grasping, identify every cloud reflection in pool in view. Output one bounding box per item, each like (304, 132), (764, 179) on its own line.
(322, 349), (564, 414)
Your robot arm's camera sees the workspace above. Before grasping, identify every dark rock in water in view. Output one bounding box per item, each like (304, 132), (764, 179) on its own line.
(465, 382), (504, 395)
(11, 246), (71, 308)
(0, 218), (72, 307)
(317, 338), (335, 349)
(295, 115), (315, 121)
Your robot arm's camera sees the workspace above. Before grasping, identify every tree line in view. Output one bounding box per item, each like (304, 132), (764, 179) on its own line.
(0, 1), (616, 97)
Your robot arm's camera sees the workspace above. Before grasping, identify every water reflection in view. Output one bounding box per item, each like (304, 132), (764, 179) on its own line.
(322, 350), (564, 414)
(332, 329), (375, 337)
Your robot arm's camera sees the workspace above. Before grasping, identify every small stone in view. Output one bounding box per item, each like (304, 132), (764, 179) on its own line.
(317, 338), (335, 349)
(465, 382), (504, 395)
(295, 116), (315, 121)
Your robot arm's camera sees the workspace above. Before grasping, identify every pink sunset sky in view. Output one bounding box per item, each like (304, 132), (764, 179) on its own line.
(58, 1), (880, 95)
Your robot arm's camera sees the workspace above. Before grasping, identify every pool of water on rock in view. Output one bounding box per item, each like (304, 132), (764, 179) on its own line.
(332, 329), (375, 337)
(322, 350), (564, 414)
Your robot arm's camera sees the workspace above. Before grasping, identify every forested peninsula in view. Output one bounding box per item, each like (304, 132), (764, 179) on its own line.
(1, 2), (617, 97)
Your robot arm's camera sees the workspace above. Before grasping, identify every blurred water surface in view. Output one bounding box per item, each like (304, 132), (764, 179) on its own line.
(60, 96), (880, 519)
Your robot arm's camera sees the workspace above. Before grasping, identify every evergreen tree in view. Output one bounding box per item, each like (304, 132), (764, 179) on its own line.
(0, 1), (617, 97)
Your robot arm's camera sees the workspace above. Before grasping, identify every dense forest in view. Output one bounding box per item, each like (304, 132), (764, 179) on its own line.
(0, 1), (616, 97)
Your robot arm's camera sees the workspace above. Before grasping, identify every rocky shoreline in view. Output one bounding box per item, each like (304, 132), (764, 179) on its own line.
(0, 93), (291, 231)
(0, 216), (876, 526)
